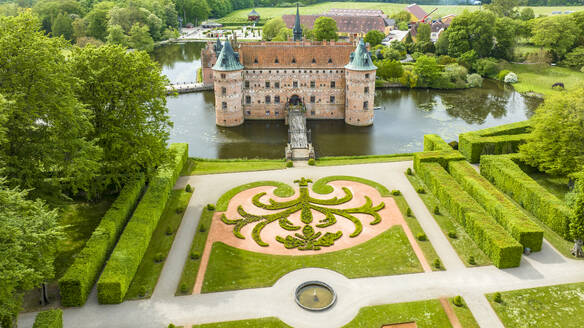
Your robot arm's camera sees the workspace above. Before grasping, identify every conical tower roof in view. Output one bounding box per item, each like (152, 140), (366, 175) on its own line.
(212, 38), (244, 71)
(345, 39), (377, 71)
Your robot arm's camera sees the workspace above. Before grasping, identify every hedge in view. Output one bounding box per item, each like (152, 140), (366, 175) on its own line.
(418, 162), (523, 268)
(480, 155), (571, 239)
(32, 309), (62, 328)
(459, 121), (533, 163)
(423, 134), (453, 152)
(413, 150), (465, 173)
(59, 175), (146, 306)
(448, 160), (544, 251)
(97, 143), (189, 304)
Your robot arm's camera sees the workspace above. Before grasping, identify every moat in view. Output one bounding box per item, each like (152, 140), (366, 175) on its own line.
(154, 42), (541, 158)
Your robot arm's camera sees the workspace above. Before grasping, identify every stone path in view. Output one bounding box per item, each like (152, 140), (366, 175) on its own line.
(17, 161), (584, 328)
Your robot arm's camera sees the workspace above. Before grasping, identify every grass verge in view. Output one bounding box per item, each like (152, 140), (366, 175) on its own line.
(449, 297), (480, 328)
(500, 63), (584, 97)
(176, 207), (214, 295)
(315, 154), (413, 166)
(523, 171), (569, 202)
(488, 282), (584, 328)
(407, 174), (491, 267)
(182, 158), (287, 176)
(125, 190), (193, 299)
(202, 225), (423, 293)
(191, 318), (290, 328)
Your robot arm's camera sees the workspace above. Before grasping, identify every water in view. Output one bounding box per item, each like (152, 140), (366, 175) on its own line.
(296, 283), (335, 310)
(154, 42), (541, 159)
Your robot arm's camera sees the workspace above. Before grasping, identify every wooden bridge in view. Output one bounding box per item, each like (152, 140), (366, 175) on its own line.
(285, 104), (314, 161)
(166, 82), (212, 94)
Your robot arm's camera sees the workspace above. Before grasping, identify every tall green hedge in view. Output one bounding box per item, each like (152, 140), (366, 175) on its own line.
(418, 162), (523, 268)
(459, 121), (533, 163)
(480, 155), (571, 239)
(32, 309), (62, 328)
(423, 134), (453, 152)
(449, 160), (544, 251)
(59, 175), (146, 306)
(413, 150), (465, 173)
(97, 143), (188, 304)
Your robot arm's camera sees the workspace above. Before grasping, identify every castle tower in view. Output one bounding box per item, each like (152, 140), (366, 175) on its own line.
(293, 3), (302, 41)
(212, 38), (245, 127)
(344, 39), (377, 126)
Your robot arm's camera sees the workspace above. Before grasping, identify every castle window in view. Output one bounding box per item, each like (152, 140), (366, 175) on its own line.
(292, 58), (296, 63)
(265, 81), (270, 88)
(275, 82), (280, 89)
(245, 96), (251, 104)
(330, 81), (336, 88)
(254, 58), (258, 63)
(275, 96), (280, 103)
(311, 110), (315, 115)
(246, 110), (251, 115)
(275, 111), (279, 115)
(265, 96), (271, 104)
(221, 87), (226, 95)
(330, 96), (335, 103)
(312, 58), (316, 64)
(221, 73), (226, 79)
(310, 96), (315, 103)
(244, 81), (250, 88)
(293, 81), (298, 88)
(265, 110), (270, 116)
(310, 81), (315, 88)
(365, 73), (370, 79)
(363, 101), (369, 110)
(364, 86), (369, 93)
(275, 57), (279, 63)
(222, 102), (227, 110)
(328, 58), (333, 63)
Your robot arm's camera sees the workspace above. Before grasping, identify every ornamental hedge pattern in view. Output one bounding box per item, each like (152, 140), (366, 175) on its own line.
(480, 155), (571, 239)
(32, 309), (62, 328)
(418, 162), (523, 268)
(58, 175), (146, 306)
(97, 143), (188, 304)
(221, 177), (385, 250)
(459, 121), (533, 163)
(448, 160), (544, 251)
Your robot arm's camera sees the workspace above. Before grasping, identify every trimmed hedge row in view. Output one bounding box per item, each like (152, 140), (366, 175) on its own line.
(58, 175), (145, 306)
(97, 143), (189, 304)
(480, 155), (571, 239)
(459, 121), (533, 163)
(413, 150), (465, 173)
(418, 162), (523, 268)
(449, 160), (544, 251)
(423, 134), (453, 152)
(32, 309), (62, 328)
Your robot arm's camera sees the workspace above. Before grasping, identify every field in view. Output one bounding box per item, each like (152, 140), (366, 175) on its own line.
(500, 63), (584, 97)
(223, 2), (583, 20)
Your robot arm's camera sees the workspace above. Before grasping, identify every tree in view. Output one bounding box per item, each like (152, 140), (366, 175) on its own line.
(364, 30), (384, 47)
(486, 0), (522, 17)
(32, 0), (81, 33)
(376, 59), (403, 81)
(262, 17), (286, 41)
(272, 27), (291, 41)
(206, 0), (231, 18)
(568, 172), (584, 257)
(562, 46), (584, 68)
(435, 30), (449, 55)
(0, 179), (62, 326)
(520, 7), (535, 21)
(51, 12), (73, 40)
(391, 10), (411, 25)
(416, 23), (431, 43)
(70, 44), (172, 186)
(127, 23), (154, 51)
(72, 17), (87, 41)
(448, 10), (496, 58)
(106, 24), (127, 45)
(0, 12), (102, 194)
(184, 0), (210, 25)
(519, 87), (584, 176)
(313, 16), (338, 41)
(531, 15), (579, 60)
(492, 17), (518, 60)
(85, 1), (114, 41)
(413, 55), (441, 87)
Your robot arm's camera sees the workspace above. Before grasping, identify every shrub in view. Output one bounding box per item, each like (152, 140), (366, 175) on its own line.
(206, 203), (215, 211)
(416, 187), (425, 194)
(504, 72), (518, 84)
(392, 190), (401, 196)
(190, 251), (200, 260)
(453, 295), (463, 307)
(458, 121), (532, 163)
(406, 167), (413, 175)
(406, 207), (412, 217)
(97, 143), (188, 304)
(448, 231), (457, 239)
(433, 258), (441, 269)
(308, 158), (315, 166)
(185, 184), (193, 192)
(154, 252), (165, 263)
(286, 160), (293, 168)
(494, 292), (502, 303)
(175, 206), (185, 214)
(497, 69), (510, 81)
(448, 141), (458, 150)
(180, 283), (188, 294)
(165, 226), (173, 236)
(417, 233), (427, 241)
(138, 286), (147, 297)
(199, 224), (206, 232)
(468, 255), (476, 265)
(466, 73), (483, 88)
(473, 58), (499, 78)
(32, 309), (62, 328)
(433, 205), (440, 215)
(58, 175), (146, 306)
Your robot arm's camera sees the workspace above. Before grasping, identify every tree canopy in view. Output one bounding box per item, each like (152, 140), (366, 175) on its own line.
(313, 16), (338, 41)
(262, 17), (286, 41)
(447, 10), (496, 58)
(364, 30), (384, 47)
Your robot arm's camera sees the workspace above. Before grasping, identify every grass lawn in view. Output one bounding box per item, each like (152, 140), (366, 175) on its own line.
(523, 171), (570, 202)
(407, 174), (491, 267)
(182, 158), (287, 176)
(223, 2), (582, 21)
(488, 282), (584, 328)
(449, 297), (480, 328)
(125, 190), (193, 299)
(191, 318), (291, 328)
(500, 63), (584, 97)
(202, 225), (423, 293)
(315, 154), (412, 166)
(176, 207), (214, 295)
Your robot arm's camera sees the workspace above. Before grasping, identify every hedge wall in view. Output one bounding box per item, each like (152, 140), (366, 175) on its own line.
(418, 162), (523, 268)
(459, 121), (533, 163)
(32, 309), (62, 328)
(480, 155), (571, 239)
(97, 143), (189, 304)
(59, 175), (146, 306)
(423, 134), (452, 152)
(413, 150), (465, 173)
(448, 160), (544, 251)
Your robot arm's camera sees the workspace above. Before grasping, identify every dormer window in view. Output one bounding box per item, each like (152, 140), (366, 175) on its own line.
(254, 58), (258, 63)
(292, 58), (296, 63)
(275, 57), (279, 63)
(312, 58), (316, 63)
(328, 58), (333, 63)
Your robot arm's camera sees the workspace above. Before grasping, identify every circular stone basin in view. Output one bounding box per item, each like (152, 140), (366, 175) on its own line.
(295, 281), (337, 311)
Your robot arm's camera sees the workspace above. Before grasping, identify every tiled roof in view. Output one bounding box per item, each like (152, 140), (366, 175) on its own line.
(282, 14), (385, 34)
(248, 9), (259, 16)
(326, 8), (385, 16)
(406, 4), (428, 20)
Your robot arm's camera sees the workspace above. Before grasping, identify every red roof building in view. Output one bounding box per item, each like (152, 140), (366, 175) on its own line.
(282, 14), (386, 36)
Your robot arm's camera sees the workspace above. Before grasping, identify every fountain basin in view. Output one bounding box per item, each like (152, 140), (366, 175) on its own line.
(295, 281), (337, 311)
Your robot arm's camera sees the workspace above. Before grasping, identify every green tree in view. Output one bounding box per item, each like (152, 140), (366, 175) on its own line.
(492, 17), (518, 60)
(184, 0), (210, 25)
(313, 16), (338, 41)
(273, 27), (291, 41)
(448, 10), (496, 58)
(364, 30), (384, 47)
(399, 67), (418, 88)
(70, 44), (172, 185)
(32, 0), (81, 33)
(51, 12), (73, 40)
(391, 10), (411, 25)
(262, 17), (286, 41)
(0, 179), (62, 326)
(0, 12), (102, 194)
(520, 7), (535, 21)
(519, 87), (584, 176)
(562, 46), (584, 68)
(127, 23), (154, 51)
(416, 23), (431, 43)
(568, 172), (584, 257)
(413, 55), (441, 87)
(531, 15), (579, 60)
(106, 24), (127, 45)
(435, 29), (449, 55)
(207, 0), (231, 18)
(72, 17), (87, 41)
(486, 0), (522, 17)
(86, 1), (114, 41)
(376, 59), (403, 81)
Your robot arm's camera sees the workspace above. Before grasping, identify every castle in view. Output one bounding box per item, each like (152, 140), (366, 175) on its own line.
(201, 6), (377, 127)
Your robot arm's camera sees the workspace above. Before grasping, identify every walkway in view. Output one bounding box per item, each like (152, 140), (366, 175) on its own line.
(166, 83), (212, 94)
(17, 161), (584, 328)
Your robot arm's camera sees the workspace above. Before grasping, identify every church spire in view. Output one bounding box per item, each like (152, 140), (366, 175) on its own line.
(293, 3), (302, 41)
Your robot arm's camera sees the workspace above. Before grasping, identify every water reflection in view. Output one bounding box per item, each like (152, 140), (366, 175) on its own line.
(155, 43), (541, 158)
